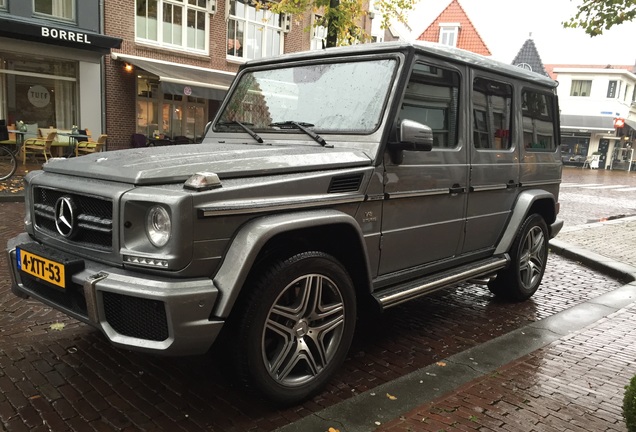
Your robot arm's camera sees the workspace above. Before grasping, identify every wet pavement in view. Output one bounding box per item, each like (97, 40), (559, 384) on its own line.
(0, 166), (635, 431)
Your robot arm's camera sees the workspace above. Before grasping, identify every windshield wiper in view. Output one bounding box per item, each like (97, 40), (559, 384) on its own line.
(270, 121), (328, 147)
(216, 121), (263, 144)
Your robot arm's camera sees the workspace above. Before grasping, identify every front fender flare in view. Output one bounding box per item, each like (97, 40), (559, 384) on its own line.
(211, 209), (371, 318)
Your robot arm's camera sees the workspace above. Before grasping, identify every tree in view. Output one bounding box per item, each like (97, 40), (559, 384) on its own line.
(261, 0), (416, 47)
(563, 0), (636, 36)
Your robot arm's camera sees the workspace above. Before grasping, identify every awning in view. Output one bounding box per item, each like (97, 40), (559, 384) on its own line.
(625, 118), (636, 130)
(111, 53), (235, 100)
(560, 114), (615, 132)
(0, 17), (121, 53)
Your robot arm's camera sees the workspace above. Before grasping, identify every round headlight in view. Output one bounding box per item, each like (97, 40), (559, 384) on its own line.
(146, 205), (171, 247)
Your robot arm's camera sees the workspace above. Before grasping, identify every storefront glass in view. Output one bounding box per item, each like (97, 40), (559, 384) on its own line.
(0, 52), (78, 130)
(136, 73), (207, 140)
(560, 135), (590, 165)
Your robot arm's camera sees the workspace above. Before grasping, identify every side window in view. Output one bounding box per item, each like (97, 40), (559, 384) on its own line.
(522, 89), (556, 151)
(472, 78), (513, 150)
(399, 63), (460, 148)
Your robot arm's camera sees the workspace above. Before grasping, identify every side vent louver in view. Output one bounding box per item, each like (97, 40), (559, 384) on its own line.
(328, 174), (363, 193)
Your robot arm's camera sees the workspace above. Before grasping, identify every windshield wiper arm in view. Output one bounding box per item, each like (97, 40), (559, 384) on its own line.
(217, 121), (263, 144)
(270, 121), (328, 147)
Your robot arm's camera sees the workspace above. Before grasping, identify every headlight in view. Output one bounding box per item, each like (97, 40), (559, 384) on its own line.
(146, 205), (171, 247)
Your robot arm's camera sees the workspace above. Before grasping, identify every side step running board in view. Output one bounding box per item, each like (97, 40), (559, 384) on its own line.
(374, 256), (509, 309)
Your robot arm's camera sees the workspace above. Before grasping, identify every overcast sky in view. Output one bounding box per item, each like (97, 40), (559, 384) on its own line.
(396, 0), (636, 66)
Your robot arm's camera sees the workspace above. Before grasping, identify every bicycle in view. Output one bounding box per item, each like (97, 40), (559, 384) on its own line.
(0, 145), (18, 181)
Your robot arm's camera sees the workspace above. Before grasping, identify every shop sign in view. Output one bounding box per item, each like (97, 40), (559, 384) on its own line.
(614, 117), (625, 128)
(184, 86), (192, 96)
(28, 85), (50, 108)
(41, 27), (91, 45)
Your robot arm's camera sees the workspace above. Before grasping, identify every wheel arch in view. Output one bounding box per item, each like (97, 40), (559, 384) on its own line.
(211, 209), (373, 318)
(494, 190), (557, 255)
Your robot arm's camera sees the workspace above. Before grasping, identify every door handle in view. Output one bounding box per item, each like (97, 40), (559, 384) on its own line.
(506, 180), (518, 189)
(449, 184), (465, 194)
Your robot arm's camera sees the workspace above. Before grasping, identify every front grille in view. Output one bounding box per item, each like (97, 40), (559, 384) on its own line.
(21, 274), (88, 319)
(33, 187), (113, 251)
(102, 292), (169, 342)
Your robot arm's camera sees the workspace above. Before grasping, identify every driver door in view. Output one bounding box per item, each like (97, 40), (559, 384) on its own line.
(379, 59), (468, 276)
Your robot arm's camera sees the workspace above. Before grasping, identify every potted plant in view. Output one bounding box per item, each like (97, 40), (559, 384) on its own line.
(624, 375), (636, 431)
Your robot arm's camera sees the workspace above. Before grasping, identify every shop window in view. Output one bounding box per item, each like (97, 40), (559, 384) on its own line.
(399, 62), (460, 148)
(227, 0), (283, 60)
(34, 0), (74, 21)
(0, 53), (77, 130)
(570, 80), (591, 97)
(439, 23), (459, 47)
(136, 74), (207, 140)
(472, 77), (512, 150)
(522, 89), (556, 151)
(136, 0), (208, 53)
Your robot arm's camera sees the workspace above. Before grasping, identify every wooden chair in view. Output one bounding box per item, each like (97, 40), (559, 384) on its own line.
(22, 131), (56, 165)
(76, 134), (107, 156)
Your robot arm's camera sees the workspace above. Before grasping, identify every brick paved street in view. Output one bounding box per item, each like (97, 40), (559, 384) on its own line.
(1, 167), (635, 431)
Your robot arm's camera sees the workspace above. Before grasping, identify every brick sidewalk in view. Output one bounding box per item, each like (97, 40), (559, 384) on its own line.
(378, 302), (636, 432)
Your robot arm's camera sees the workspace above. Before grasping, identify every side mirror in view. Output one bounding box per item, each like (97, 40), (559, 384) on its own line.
(388, 119), (434, 164)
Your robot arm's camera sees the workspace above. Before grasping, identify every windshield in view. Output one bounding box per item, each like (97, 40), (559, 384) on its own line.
(215, 58), (397, 134)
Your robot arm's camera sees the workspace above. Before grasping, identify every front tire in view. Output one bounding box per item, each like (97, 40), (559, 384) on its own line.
(232, 251), (356, 405)
(489, 213), (548, 301)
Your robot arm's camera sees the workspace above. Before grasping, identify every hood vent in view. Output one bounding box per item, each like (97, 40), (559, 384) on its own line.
(328, 174), (363, 193)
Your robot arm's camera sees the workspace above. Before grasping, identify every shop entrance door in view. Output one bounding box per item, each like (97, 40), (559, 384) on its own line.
(598, 139), (609, 169)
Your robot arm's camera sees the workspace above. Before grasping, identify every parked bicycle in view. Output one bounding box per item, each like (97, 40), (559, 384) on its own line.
(0, 145), (18, 181)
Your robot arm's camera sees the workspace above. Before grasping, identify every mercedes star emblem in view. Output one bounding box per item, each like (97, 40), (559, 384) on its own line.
(54, 196), (77, 238)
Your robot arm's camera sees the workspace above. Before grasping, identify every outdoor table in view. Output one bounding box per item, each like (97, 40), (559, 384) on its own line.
(57, 133), (89, 157)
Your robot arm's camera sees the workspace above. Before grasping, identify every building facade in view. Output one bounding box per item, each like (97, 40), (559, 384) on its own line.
(105, 0), (373, 149)
(547, 65), (636, 170)
(0, 0), (121, 139)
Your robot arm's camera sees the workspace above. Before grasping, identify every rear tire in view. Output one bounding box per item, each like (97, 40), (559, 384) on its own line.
(231, 251), (356, 406)
(488, 213), (548, 301)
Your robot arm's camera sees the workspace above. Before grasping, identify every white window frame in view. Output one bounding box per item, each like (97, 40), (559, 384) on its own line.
(227, 0), (284, 61)
(33, 0), (75, 22)
(439, 23), (460, 47)
(135, 0), (210, 55)
(571, 80), (592, 97)
(310, 14), (327, 50)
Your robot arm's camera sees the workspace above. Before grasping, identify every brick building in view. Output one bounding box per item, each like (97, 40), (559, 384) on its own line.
(105, 0), (373, 149)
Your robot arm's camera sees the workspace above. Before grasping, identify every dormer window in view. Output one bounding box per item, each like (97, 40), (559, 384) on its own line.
(439, 23), (460, 47)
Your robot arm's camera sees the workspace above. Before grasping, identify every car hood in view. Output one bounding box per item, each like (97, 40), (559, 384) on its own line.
(42, 143), (373, 185)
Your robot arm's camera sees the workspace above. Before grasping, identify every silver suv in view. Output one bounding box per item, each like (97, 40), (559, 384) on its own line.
(7, 42), (563, 405)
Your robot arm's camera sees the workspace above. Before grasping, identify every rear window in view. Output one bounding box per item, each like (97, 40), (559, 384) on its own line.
(522, 90), (556, 151)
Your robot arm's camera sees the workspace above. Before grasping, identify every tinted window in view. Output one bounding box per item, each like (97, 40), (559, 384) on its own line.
(399, 63), (460, 148)
(522, 90), (556, 151)
(472, 78), (513, 150)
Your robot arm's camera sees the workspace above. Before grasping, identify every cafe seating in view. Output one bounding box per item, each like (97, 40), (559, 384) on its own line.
(76, 134), (107, 156)
(22, 131), (56, 165)
(173, 135), (194, 144)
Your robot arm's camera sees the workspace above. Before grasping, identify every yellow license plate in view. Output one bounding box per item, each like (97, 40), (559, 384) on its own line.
(17, 248), (66, 289)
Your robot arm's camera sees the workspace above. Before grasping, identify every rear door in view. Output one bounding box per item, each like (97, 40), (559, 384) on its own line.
(463, 74), (519, 254)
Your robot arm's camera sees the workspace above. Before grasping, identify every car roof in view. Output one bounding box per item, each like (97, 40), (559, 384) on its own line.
(241, 41), (557, 89)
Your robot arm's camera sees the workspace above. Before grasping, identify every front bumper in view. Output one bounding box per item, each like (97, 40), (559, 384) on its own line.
(7, 233), (223, 356)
